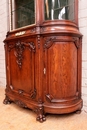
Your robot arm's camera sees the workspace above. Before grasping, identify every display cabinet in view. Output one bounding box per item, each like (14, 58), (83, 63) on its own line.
(3, 0), (83, 122)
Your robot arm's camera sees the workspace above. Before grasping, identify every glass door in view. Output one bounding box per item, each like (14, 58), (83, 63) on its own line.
(10, 0), (35, 30)
(44, 0), (75, 22)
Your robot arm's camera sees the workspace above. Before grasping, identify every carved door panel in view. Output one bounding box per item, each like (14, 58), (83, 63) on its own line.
(7, 39), (37, 100)
(43, 36), (80, 103)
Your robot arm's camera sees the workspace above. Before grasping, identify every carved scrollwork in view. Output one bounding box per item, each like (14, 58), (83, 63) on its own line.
(10, 85), (14, 90)
(44, 37), (56, 50)
(37, 35), (40, 49)
(73, 37), (80, 49)
(34, 106), (46, 123)
(18, 89), (24, 95)
(29, 89), (37, 99)
(14, 41), (25, 68)
(45, 94), (53, 103)
(46, 94), (79, 103)
(8, 44), (15, 51)
(31, 28), (36, 33)
(27, 42), (36, 52)
(38, 99), (43, 104)
(8, 41), (36, 68)
(3, 95), (12, 104)
(14, 100), (27, 108)
(8, 84), (37, 99)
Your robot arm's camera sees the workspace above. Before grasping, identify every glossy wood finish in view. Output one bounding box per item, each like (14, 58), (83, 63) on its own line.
(4, 0), (82, 122)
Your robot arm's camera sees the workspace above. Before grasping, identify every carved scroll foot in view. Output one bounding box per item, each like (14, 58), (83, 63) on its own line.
(36, 114), (46, 123)
(3, 96), (12, 105)
(36, 106), (46, 123)
(76, 110), (82, 114)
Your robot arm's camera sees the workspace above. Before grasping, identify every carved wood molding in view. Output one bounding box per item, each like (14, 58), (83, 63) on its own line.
(29, 89), (37, 99)
(14, 41), (25, 68)
(34, 106), (46, 122)
(45, 94), (79, 103)
(27, 42), (36, 52)
(73, 37), (81, 49)
(9, 85), (37, 99)
(44, 37), (56, 50)
(43, 37), (81, 50)
(14, 100), (27, 108)
(3, 95), (12, 104)
(37, 35), (40, 49)
(8, 41), (36, 68)
(31, 28), (36, 33)
(45, 94), (53, 103)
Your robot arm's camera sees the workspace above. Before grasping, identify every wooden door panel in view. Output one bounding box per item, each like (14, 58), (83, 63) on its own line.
(8, 40), (36, 99)
(44, 37), (78, 102)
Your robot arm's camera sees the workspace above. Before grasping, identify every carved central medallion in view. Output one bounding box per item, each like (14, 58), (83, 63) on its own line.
(8, 41), (36, 68)
(14, 41), (25, 68)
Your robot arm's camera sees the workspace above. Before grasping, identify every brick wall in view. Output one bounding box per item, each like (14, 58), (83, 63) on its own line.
(79, 0), (87, 110)
(0, 0), (87, 110)
(0, 0), (8, 87)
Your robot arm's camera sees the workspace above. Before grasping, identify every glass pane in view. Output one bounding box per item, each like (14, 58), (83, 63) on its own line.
(11, 0), (35, 30)
(44, 0), (75, 21)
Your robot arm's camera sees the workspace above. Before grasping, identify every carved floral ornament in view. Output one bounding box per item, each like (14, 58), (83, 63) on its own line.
(44, 36), (81, 50)
(8, 41), (36, 68)
(73, 37), (81, 49)
(44, 37), (56, 50)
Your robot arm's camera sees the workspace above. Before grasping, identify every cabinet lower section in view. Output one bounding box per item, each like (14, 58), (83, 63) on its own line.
(3, 90), (83, 122)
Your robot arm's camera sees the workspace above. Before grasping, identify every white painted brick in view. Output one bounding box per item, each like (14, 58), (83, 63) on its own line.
(82, 94), (87, 107)
(79, 0), (87, 10)
(82, 79), (87, 87)
(0, 60), (5, 64)
(82, 87), (87, 95)
(0, 78), (6, 87)
(79, 27), (87, 35)
(79, 35), (87, 44)
(82, 43), (87, 52)
(0, 68), (6, 73)
(82, 53), (87, 61)
(82, 62), (87, 70)
(82, 106), (87, 112)
(0, 0), (7, 86)
(79, 8), (87, 18)
(82, 70), (87, 78)
(79, 18), (87, 27)
(0, 73), (6, 78)
(0, 61), (5, 69)
(0, 46), (4, 51)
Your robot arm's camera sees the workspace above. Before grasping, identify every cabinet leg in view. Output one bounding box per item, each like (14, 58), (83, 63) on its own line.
(76, 109), (82, 114)
(36, 106), (46, 123)
(3, 95), (12, 105)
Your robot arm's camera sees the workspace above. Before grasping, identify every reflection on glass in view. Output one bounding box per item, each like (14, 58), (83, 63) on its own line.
(11, 0), (35, 30)
(44, 0), (74, 21)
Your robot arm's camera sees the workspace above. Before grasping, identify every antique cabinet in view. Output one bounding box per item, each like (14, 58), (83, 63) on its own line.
(4, 0), (83, 122)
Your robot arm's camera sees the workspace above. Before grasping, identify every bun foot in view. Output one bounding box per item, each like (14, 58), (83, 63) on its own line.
(76, 110), (82, 114)
(36, 115), (46, 123)
(3, 96), (12, 105)
(35, 106), (46, 122)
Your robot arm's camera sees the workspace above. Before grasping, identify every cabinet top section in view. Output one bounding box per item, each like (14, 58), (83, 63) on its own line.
(4, 20), (82, 42)
(9, 0), (78, 31)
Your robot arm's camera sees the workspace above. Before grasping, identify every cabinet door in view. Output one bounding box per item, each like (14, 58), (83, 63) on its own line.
(7, 38), (37, 100)
(43, 36), (79, 104)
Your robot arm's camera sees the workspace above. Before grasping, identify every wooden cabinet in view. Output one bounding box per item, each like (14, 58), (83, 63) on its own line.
(4, 0), (83, 122)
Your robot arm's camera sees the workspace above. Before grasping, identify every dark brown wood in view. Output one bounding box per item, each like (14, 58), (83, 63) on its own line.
(4, 0), (82, 122)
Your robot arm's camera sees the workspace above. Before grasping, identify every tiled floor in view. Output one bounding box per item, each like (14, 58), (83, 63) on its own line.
(0, 87), (87, 130)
